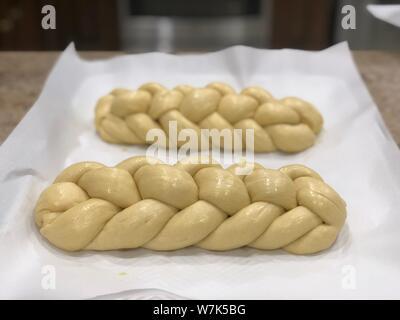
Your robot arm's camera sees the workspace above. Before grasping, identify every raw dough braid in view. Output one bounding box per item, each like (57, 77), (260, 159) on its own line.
(95, 82), (323, 153)
(35, 156), (346, 255)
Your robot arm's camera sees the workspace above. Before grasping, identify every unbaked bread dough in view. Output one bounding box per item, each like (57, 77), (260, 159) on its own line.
(95, 82), (323, 153)
(35, 156), (346, 254)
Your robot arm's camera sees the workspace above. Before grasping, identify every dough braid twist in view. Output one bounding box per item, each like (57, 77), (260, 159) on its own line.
(35, 156), (346, 255)
(95, 82), (323, 153)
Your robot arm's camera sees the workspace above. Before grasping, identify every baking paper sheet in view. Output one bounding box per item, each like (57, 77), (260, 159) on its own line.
(1, 42), (400, 299)
(367, 5), (400, 28)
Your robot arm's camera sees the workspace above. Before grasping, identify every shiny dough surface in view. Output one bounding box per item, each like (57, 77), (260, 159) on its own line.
(35, 156), (346, 255)
(95, 82), (323, 153)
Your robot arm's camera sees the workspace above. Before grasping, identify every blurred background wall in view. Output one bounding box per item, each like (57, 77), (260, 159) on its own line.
(0, 0), (399, 51)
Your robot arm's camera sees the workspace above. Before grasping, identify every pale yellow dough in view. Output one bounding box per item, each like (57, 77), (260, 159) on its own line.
(95, 82), (323, 153)
(35, 156), (346, 255)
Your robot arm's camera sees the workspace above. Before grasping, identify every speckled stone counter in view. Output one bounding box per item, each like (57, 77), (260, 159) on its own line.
(0, 51), (399, 145)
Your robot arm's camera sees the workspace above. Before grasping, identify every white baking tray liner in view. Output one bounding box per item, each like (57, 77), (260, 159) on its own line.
(1, 42), (400, 299)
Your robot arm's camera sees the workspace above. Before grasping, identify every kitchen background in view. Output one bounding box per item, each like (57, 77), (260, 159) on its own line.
(0, 0), (399, 52)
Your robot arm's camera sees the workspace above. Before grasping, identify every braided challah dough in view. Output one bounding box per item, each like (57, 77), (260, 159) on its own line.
(35, 156), (346, 255)
(95, 82), (323, 153)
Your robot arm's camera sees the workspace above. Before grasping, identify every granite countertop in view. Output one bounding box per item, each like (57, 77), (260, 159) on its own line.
(0, 51), (399, 145)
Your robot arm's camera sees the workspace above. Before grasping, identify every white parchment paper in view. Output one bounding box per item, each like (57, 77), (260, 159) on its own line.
(1, 43), (400, 299)
(367, 5), (400, 28)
